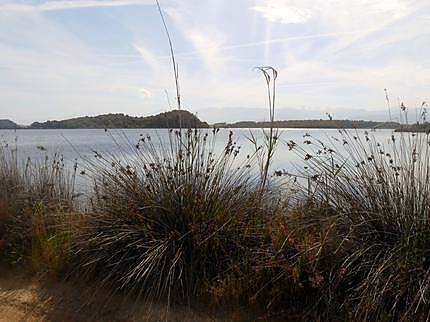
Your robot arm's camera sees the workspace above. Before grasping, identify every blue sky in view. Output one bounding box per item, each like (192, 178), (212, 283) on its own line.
(0, 0), (429, 124)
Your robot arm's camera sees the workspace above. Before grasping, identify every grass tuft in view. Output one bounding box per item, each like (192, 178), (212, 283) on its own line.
(69, 129), (275, 307)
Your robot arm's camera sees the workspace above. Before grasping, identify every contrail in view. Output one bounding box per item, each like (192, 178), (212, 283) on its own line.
(14, 30), (363, 65)
(219, 31), (361, 51)
(172, 30), (363, 58)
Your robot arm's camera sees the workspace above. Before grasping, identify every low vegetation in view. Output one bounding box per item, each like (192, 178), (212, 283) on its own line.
(1, 122), (429, 320)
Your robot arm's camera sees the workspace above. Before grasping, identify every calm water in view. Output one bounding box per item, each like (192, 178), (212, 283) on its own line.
(0, 128), (400, 172)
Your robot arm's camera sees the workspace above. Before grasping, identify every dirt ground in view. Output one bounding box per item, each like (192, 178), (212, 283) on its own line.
(0, 269), (248, 322)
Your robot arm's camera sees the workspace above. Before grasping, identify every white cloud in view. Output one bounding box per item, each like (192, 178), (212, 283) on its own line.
(251, 0), (419, 34)
(370, 0), (410, 17)
(252, 1), (311, 24)
(0, 0), (153, 12)
(0, 3), (32, 12)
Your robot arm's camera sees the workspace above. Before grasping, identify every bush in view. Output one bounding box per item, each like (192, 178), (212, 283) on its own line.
(70, 129), (275, 305)
(293, 130), (430, 320)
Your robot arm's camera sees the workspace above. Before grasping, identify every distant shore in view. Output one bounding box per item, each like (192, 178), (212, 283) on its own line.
(1, 111), (401, 130)
(395, 123), (430, 133)
(214, 119), (399, 129)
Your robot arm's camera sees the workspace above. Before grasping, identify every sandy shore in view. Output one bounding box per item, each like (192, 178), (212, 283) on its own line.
(0, 269), (238, 322)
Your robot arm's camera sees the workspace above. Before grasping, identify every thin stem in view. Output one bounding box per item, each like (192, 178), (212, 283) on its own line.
(156, 0), (181, 112)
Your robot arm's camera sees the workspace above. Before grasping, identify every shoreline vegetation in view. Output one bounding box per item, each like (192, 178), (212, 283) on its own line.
(395, 122), (430, 133)
(1, 111), (402, 130)
(214, 119), (400, 129)
(1, 121), (430, 320)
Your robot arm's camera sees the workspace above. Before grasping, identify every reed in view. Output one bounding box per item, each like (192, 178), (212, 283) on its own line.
(249, 66), (280, 190)
(288, 125), (430, 319)
(0, 144), (76, 273)
(68, 129), (277, 307)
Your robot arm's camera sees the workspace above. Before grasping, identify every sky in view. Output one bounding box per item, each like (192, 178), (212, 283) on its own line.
(0, 0), (429, 124)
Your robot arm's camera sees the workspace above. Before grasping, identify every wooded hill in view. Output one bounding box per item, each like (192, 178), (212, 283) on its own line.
(0, 120), (19, 129)
(30, 110), (209, 129)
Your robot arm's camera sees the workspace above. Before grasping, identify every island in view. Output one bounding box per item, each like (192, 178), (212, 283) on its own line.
(29, 110), (209, 129)
(0, 119), (19, 129)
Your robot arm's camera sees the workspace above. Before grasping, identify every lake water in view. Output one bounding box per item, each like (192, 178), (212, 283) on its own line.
(0, 128), (401, 172)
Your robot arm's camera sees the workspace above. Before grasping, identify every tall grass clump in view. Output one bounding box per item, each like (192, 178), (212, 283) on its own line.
(291, 129), (430, 320)
(0, 143), (77, 273)
(69, 128), (278, 307)
(0, 143), (21, 257)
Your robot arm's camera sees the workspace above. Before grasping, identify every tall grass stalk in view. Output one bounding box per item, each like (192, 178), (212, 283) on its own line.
(156, 0), (181, 113)
(249, 66), (279, 190)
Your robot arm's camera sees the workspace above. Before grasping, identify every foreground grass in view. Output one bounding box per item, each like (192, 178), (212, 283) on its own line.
(0, 146), (76, 273)
(1, 129), (429, 321)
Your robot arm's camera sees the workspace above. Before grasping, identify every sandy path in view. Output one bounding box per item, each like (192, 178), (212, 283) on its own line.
(0, 270), (240, 322)
(0, 273), (49, 322)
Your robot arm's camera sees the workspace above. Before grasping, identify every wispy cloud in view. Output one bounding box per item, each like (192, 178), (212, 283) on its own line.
(139, 88), (153, 97)
(39, 30), (364, 62)
(0, 0), (153, 12)
(39, 0), (154, 11)
(1, 0), (429, 123)
(220, 31), (364, 51)
(133, 44), (159, 69)
(187, 29), (226, 74)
